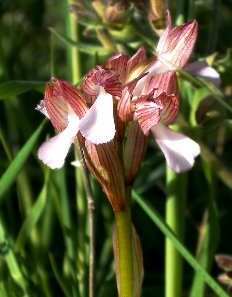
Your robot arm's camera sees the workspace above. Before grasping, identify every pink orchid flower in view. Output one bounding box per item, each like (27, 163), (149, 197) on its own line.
(37, 74), (118, 169)
(104, 10), (200, 173)
(134, 72), (200, 173)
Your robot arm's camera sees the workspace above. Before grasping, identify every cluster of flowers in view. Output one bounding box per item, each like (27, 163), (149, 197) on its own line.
(37, 12), (214, 209)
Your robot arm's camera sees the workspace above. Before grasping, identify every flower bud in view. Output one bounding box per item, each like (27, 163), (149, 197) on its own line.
(123, 121), (148, 185)
(104, 1), (130, 30)
(83, 141), (126, 211)
(149, 0), (166, 32)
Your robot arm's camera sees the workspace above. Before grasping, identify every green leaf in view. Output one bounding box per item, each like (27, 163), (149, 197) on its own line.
(0, 120), (46, 203)
(132, 190), (230, 297)
(0, 81), (45, 99)
(190, 88), (210, 126)
(15, 181), (48, 252)
(179, 68), (232, 113)
(190, 162), (220, 297)
(49, 27), (113, 56)
(0, 220), (29, 296)
(0, 283), (8, 297)
(49, 254), (72, 297)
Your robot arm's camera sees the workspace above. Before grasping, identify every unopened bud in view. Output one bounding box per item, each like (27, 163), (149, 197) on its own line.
(215, 254), (232, 293)
(104, 1), (130, 29)
(149, 0), (166, 32)
(124, 121), (148, 185)
(215, 255), (232, 271)
(83, 141), (126, 211)
(92, 0), (105, 18)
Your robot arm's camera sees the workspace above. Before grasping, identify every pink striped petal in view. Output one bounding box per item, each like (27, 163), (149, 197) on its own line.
(51, 78), (87, 119)
(184, 61), (221, 86)
(79, 87), (115, 144)
(151, 124), (200, 173)
(156, 10), (198, 71)
(44, 84), (68, 131)
(136, 90), (163, 135)
(117, 87), (133, 124)
(131, 62), (177, 97)
(126, 46), (147, 78)
(106, 53), (129, 81)
(82, 67), (122, 98)
(38, 111), (80, 169)
(82, 68), (100, 96)
(136, 92), (177, 135)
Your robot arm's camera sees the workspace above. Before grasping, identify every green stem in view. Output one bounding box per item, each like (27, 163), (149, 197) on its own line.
(165, 168), (187, 297)
(175, 0), (185, 25)
(75, 165), (87, 297)
(115, 210), (133, 297)
(66, 0), (81, 83)
(96, 28), (117, 53)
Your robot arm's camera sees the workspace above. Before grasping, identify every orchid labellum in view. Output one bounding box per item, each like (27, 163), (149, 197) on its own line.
(37, 75), (118, 169)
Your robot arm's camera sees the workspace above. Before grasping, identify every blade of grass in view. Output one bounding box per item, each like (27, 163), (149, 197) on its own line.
(49, 27), (113, 56)
(0, 283), (8, 297)
(54, 169), (79, 297)
(0, 120), (46, 203)
(15, 175), (49, 252)
(0, 81), (45, 99)
(0, 219), (29, 296)
(190, 161), (220, 297)
(132, 190), (230, 297)
(49, 254), (72, 297)
(0, 126), (13, 161)
(179, 68), (232, 113)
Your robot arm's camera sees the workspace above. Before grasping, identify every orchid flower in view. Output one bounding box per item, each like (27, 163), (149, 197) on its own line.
(104, 10), (200, 173)
(134, 72), (200, 173)
(37, 74), (118, 169)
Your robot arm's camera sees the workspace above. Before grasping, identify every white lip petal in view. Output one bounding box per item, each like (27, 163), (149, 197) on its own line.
(185, 61), (221, 87)
(38, 111), (80, 169)
(79, 87), (115, 144)
(151, 123), (200, 173)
